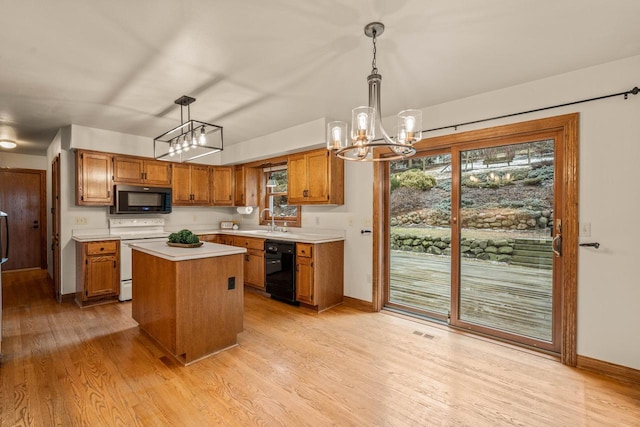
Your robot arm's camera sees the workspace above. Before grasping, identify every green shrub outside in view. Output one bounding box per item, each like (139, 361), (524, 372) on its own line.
(396, 169), (436, 190)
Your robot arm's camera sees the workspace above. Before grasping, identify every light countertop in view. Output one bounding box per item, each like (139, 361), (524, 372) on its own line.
(72, 234), (119, 242)
(129, 241), (247, 262)
(194, 229), (345, 244)
(71, 227), (345, 244)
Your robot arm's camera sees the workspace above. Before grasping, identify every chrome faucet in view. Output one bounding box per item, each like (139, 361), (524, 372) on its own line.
(261, 208), (276, 231)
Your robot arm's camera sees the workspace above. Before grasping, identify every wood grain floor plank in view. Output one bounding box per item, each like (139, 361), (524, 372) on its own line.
(1, 270), (639, 426)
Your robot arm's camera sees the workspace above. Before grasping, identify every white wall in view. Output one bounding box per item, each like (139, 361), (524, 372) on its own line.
(0, 151), (47, 169)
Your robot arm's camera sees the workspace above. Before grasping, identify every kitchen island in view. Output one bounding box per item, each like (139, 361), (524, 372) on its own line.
(130, 241), (246, 365)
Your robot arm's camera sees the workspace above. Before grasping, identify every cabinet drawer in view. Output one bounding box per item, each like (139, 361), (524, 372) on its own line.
(198, 234), (218, 243)
(233, 236), (265, 251)
(296, 243), (313, 258)
(86, 241), (118, 255)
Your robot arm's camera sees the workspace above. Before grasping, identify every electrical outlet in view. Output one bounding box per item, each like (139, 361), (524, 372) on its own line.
(363, 218), (372, 227)
(228, 277), (235, 290)
(348, 216), (353, 226)
(580, 222), (591, 237)
(315, 216), (320, 225)
(74, 216), (88, 225)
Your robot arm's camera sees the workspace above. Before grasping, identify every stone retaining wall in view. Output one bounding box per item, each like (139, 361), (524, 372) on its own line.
(391, 208), (553, 231)
(390, 233), (516, 263)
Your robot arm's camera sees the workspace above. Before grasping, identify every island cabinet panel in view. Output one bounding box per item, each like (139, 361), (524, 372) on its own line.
(132, 249), (244, 365)
(75, 240), (120, 307)
(75, 150), (113, 205)
(211, 166), (234, 206)
(295, 240), (344, 311)
(113, 156), (171, 186)
(287, 149), (344, 205)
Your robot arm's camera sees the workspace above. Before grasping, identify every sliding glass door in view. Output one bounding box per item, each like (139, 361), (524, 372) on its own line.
(386, 129), (565, 352)
(388, 153), (452, 321)
(453, 139), (559, 349)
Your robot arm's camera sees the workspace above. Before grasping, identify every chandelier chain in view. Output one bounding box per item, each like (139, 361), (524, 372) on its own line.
(371, 30), (378, 74)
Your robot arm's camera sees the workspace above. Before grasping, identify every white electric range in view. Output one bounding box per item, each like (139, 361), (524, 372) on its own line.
(109, 218), (170, 301)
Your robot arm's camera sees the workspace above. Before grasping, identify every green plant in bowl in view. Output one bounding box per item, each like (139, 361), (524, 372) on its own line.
(168, 229), (200, 244)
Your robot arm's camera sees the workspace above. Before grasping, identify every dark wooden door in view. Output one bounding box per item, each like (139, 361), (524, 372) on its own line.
(0, 169), (46, 271)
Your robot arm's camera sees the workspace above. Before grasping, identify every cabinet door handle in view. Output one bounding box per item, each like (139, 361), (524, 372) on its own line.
(245, 254), (249, 262)
(113, 260), (116, 268)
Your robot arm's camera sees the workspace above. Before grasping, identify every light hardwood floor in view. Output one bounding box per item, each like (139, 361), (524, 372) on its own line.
(1, 270), (639, 426)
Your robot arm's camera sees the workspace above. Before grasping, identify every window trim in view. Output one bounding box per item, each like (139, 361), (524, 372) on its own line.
(258, 166), (301, 227)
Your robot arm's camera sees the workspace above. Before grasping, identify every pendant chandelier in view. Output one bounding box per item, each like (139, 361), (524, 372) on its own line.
(154, 95), (223, 162)
(326, 22), (422, 162)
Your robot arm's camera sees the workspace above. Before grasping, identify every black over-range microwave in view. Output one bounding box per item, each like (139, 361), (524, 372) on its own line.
(110, 185), (172, 214)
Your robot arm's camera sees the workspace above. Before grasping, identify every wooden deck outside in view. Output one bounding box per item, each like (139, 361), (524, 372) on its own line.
(389, 251), (553, 341)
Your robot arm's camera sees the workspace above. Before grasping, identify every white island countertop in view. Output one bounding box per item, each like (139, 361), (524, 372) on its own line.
(130, 241), (247, 262)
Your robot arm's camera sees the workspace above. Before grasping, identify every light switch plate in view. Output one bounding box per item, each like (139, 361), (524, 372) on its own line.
(579, 222), (591, 237)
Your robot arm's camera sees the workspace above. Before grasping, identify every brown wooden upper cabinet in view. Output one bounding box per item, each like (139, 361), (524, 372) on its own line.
(234, 165), (260, 206)
(76, 149), (113, 206)
(172, 164), (211, 206)
(211, 166), (234, 206)
(288, 149), (344, 205)
(113, 156), (171, 186)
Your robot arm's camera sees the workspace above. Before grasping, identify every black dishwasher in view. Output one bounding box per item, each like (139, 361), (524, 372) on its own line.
(265, 240), (298, 305)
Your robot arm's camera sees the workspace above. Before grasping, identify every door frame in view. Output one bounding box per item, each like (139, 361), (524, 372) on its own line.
(0, 167), (48, 271)
(373, 113), (579, 366)
(52, 155), (62, 301)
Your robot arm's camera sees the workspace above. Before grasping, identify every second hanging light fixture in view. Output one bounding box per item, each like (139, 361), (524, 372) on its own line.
(326, 22), (423, 162)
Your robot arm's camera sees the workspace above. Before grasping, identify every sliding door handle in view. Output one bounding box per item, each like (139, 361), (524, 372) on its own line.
(552, 234), (562, 257)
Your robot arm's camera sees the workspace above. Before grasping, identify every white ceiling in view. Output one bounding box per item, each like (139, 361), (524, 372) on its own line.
(2, 0), (640, 155)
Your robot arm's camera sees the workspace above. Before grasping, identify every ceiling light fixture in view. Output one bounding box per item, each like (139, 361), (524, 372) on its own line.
(0, 139), (17, 149)
(266, 164), (278, 188)
(154, 95), (223, 162)
(327, 22), (422, 162)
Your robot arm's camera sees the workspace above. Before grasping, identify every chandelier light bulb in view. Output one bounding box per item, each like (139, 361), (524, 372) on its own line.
(357, 112), (368, 130)
(404, 116), (415, 132)
(199, 127), (206, 145)
(398, 128), (407, 144)
(332, 126), (341, 143)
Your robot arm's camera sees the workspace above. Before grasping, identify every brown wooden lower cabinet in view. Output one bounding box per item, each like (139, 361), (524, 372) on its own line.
(233, 236), (265, 291)
(196, 233), (344, 309)
(132, 249), (244, 365)
(75, 240), (120, 307)
(197, 234), (219, 243)
(296, 241), (344, 311)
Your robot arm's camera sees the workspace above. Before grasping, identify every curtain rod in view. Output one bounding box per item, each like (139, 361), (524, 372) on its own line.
(420, 85), (640, 134)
